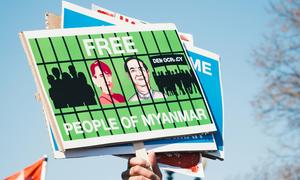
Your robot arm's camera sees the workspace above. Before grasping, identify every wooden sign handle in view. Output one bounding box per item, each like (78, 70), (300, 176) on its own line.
(133, 141), (152, 170)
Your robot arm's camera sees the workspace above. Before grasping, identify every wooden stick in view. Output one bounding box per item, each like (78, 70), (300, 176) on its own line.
(133, 141), (152, 170)
(45, 12), (61, 29)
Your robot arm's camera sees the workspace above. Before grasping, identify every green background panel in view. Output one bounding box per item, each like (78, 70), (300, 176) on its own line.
(152, 31), (171, 53)
(29, 39), (43, 64)
(140, 31), (159, 54)
(50, 37), (69, 61)
(164, 30), (184, 52)
(36, 38), (56, 63)
(64, 36), (83, 60)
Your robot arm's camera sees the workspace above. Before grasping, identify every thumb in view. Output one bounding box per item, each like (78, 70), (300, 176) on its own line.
(148, 152), (162, 178)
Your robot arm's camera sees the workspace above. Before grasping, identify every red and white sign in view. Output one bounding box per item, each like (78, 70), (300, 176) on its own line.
(5, 156), (47, 180)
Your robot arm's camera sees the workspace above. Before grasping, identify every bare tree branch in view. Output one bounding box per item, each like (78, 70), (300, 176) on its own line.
(248, 0), (300, 179)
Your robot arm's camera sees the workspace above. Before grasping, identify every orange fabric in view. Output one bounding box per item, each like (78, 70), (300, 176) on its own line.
(5, 172), (20, 180)
(5, 157), (46, 180)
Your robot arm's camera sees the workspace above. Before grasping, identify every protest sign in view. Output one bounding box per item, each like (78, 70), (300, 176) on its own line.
(60, 1), (224, 159)
(43, 12), (217, 156)
(20, 23), (216, 151)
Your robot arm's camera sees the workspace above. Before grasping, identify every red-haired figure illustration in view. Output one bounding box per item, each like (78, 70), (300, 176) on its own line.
(90, 60), (125, 104)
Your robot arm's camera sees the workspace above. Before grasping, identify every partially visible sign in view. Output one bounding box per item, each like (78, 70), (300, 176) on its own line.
(186, 46), (224, 159)
(91, 4), (148, 25)
(61, 1), (193, 46)
(20, 23), (216, 151)
(91, 3), (194, 46)
(159, 153), (205, 178)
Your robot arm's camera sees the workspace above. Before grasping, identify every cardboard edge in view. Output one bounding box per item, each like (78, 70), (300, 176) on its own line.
(19, 32), (65, 152)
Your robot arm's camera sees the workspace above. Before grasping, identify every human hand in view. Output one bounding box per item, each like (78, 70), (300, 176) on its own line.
(121, 152), (162, 180)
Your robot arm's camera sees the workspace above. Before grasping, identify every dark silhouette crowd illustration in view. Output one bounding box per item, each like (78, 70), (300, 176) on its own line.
(47, 65), (97, 108)
(46, 63), (200, 109)
(152, 69), (200, 96)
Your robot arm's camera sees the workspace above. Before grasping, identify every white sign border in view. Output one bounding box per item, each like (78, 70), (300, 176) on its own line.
(22, 24), (216, 150)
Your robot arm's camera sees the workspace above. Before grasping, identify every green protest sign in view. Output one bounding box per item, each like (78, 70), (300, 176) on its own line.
(20, 24), (216, 150)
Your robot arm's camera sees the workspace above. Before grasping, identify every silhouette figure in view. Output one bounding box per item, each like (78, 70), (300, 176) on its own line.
(47, 65), (97, 108)
(174, 69), (186, 95)
(78, 72), (97, 105)
(152, 68), (201, 97)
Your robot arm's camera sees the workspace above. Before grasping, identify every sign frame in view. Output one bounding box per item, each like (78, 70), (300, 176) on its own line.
(20, 23), (216, 151)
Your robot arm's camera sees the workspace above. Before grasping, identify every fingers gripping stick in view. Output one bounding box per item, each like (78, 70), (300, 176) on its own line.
(133, 141), (153, 171)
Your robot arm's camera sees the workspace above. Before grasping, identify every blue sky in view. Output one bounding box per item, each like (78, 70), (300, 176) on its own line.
(0, 0), (277, 179)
